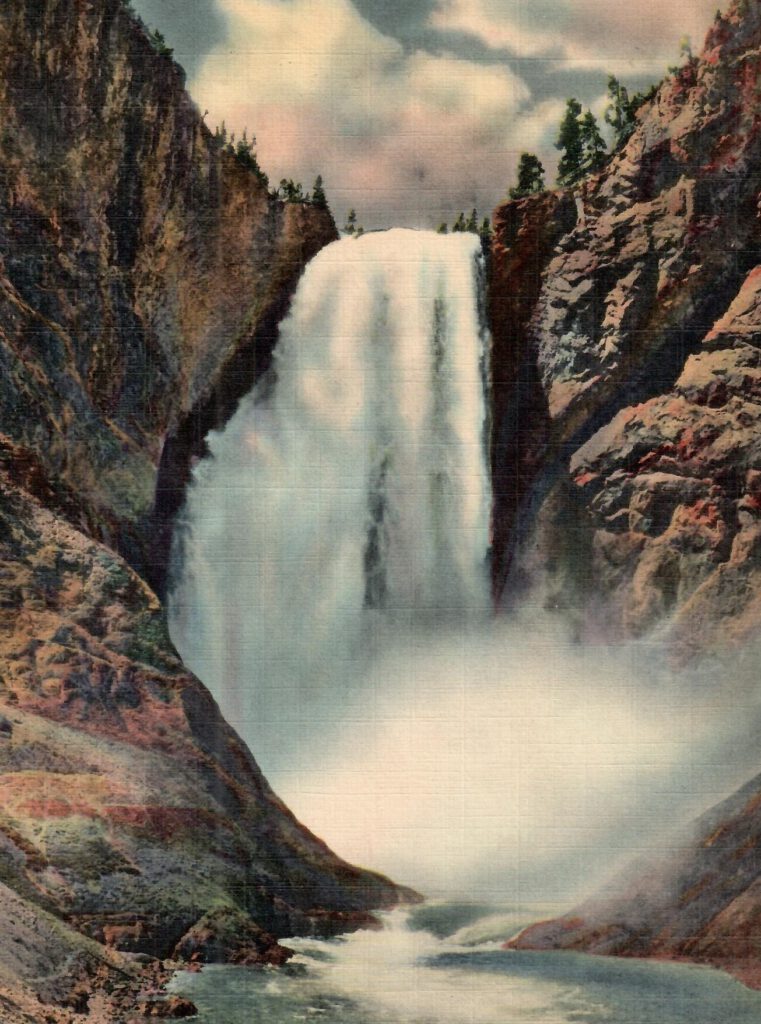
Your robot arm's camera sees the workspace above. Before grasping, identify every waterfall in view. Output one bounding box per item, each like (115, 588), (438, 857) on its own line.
(169, 229), (492, 762)
(168, 230), (753, 899)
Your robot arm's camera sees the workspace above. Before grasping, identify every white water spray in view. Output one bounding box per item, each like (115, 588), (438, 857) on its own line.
(170, 229), (491, 753)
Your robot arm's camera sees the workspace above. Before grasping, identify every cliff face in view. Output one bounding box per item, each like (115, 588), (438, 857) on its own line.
(491, 0), (761, 981)
(0, 0), (402, 1004)
(490, 0), (761, 655)
(0, 0), (337, 591)
(508, 768), (761, 988)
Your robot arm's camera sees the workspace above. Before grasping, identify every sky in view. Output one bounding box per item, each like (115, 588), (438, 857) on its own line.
(134, 0), (721, 227)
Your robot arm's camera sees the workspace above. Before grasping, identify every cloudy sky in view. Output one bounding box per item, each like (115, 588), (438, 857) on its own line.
(133, 0), (721, 227)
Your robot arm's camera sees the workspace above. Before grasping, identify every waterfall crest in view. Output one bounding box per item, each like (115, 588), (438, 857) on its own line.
(169, 229), (491, 764)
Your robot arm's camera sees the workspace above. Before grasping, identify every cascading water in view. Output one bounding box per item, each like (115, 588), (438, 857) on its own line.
(170, 228), (492, 762)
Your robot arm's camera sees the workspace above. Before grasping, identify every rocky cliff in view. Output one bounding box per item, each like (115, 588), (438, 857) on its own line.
(490, 0), (761, 657)
(490, 0), (761, 984)
(0, 0), (338, 592)
(508, 766), (761, 989)
(0, 0), (403, 1016)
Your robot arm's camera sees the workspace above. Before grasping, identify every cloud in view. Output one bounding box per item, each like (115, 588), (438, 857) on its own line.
(190, 0), (534, 227)
(431, 0), (722, 73)
(146, 0), (726, 226)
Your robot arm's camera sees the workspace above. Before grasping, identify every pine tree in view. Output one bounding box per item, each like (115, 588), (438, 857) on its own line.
(479, 217), (492, 245)
(149, 28), (173, 57)
(213, 121), (228, 148)
(629, 83), (658, 116)
(437, 222), (448, 234)
(452, 212), (466, 233)
(344, 209), (357, 234)
(509, 153), (546, 199)
(465, 208), (478, 233)
(605, 77), (634, 149)
(555, 98), (584, 187)
(312, 175), (328, 209)
(579, 110), (607, 175)
(279, 179), (304, 202)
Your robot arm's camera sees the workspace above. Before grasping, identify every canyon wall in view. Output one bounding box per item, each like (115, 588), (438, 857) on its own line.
(0, 0), (403, 1001)
(0, 0), (338, 589)
(490, 0), (761, 657)
(491, 0), (761, 980)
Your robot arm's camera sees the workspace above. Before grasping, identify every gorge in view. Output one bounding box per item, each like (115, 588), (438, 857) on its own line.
(3, 0), (761, 1020)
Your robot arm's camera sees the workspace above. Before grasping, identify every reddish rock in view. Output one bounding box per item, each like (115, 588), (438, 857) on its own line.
(173, 907), (293, 966)
(506, 766), (761, 988)
(489, 0), (761, 654)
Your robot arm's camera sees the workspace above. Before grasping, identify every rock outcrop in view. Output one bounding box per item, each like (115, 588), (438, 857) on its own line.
(507, 767), (761, 988)
(0, 0), (337, 593)
(490, 0), (761, 656)
(0, 0), (404, 1016)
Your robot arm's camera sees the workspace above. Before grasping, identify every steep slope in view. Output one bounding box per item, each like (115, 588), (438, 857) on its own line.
(0, 473), (401, 959)
(0, 0), (404, 1013)
(508, 769), (761, 988)
(490, 0), (761, 656)
(0, 0), (337, 592)
(491, 0), (761, 982)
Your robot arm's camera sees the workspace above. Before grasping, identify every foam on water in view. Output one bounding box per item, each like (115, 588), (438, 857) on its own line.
(170, 906), (761, 1024)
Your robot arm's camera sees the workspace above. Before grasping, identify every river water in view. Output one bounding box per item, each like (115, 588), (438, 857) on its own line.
(169, 903), (761, 1024)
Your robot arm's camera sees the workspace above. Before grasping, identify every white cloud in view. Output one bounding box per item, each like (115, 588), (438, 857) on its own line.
(188, 0), (724, 226)
(431, 0), (722, 73)
(191, 0), (534, 226)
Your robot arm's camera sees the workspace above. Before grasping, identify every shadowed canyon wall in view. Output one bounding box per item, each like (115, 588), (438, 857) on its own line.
(0, 0), (337, 590)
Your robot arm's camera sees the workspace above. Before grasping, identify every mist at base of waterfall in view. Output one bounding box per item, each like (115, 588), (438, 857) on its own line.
(169, 229), (761, 903)
(169, 905), (761, 1024)
(237, 614), (761, 902)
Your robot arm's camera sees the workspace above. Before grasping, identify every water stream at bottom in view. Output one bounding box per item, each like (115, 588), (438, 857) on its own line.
(168, 903), (761, 1023)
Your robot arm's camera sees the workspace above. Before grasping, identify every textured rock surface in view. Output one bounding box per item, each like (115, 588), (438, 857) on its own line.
(0, 0), (337, 591)
(490, 0), (761, 980)
(0, 0), (401, 1017)
(0, 877), (146, 1021)
(0, 472), (402, 954)
(172, 907), (293, 966)
(490, 0), (761, 655)
(507, 768), (761, 988)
